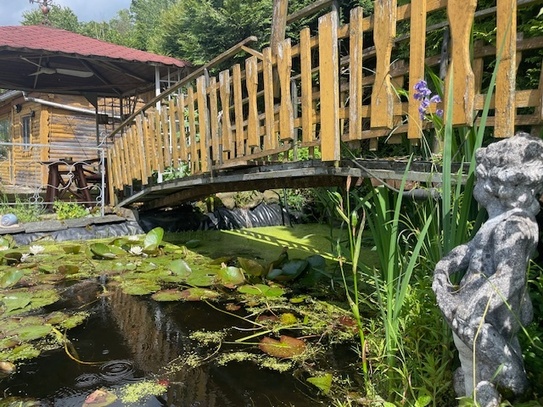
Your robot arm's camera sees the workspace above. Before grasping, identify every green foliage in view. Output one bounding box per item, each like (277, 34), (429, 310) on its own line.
(52, 200), (89, 220)
(22, 4), (80, 30)
(0, 195), (44, 223)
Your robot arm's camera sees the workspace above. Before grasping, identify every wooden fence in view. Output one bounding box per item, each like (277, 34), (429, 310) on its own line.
(106, 0), (543, 205)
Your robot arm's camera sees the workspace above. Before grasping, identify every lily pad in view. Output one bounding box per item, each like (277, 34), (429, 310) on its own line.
(307, 373), (333, 395)
(178, 287), (220, 301)
(151, 289), (186, 301)
(3, 251), (23, 265)
(168, 259), (192, 277)
(218, 265), (245, 286)
(90, 243), (117, 259)
(83, 388), (117, 407)
(184, 239), (201, 248)
(0, 269), (24, 288)
(6, 324), (52, 342)
(259, 335), (306, 358)
(62, 245), (81, 254)
(237, 257), (266, 277)
(237, 284), (285, 298)
(120, 279), (161, 296)
(58, 264), (80, 275)
(143, 227), (164, 253)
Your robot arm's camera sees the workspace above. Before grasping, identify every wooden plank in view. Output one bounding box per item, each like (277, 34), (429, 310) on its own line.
(168, 99), (179, 166)
(187, 86), (198, 173)
(262, 47), (277, 150)
(146, 110), (158, 173)
(161, 107), (171, 167)
(318, 11), (340, 161)
(140, 114), (153, 183)
(134, 116), (147, 182)
(120, 133), (130, 186)
(232, 64), (245, 156)
(197, 76), (210, 173)
(277, 39), (294, 141)
(176, 93), (188, 162)
(371, 0), (397, 129)
(219, 70), (234, 154)
(300, 27), (314, 143)
(246, 56), (260, 148)
(128, 127), (139, 182)
(407, 0), (427, 140)
(494, 0), (517, 138)
(271, 0), (288, 51)
(208, 77), (220, 163)
(348, 7), (364, 141)
(106, 148), (115, 205)
(153, 110), (165, 173)
(445, 0), (477, 125)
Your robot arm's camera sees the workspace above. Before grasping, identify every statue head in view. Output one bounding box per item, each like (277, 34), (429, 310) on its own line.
(474, 132), (543, 216)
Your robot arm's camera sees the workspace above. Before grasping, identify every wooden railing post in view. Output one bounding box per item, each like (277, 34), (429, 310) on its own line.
(197, 76), (210, 172)
(445, 0), (477, 126)
(407, 0), (427, 140)
(348, 7), (364, 142)
(300, 27), (314, 144)
(277, 39), (294, 141)
(371, 0), (397, 129)
(318, 10), (340, 162)
(494, 0), (517, 138)
(246, 56), (260, 149)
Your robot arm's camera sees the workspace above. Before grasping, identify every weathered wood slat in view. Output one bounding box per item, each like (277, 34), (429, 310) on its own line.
(371, 0), (397, 129)
(176, 93), (188, 162)
(262, 47), (277, 150)
(246, 56), (260, 148)
(197, 76), (210, 173)
(277, 39), (294, 141)
(232, 64), (245, 156)
(134, 116), (147, 183)
(208, 77), (220, 162)
(446, 0), (477, 125)
(146, 110), (158, 173)
(168, 99), (179, 166)
(300, 27), (314, 144)
(187, 87), (198, 173)
(140, 114), (153, 184)
(407, 0), (427, 140)
(107, 148), (115, 204)
(494, 0), (517, 138)
(348, 7), (364, 141)
(120, 134), (130, 187)
(161, 107), (171, 167)
(319, 11), (340, 161)
(219, 70), (233, 154)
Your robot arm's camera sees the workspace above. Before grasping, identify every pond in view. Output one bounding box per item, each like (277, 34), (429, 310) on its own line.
(0, 224), (362, 406)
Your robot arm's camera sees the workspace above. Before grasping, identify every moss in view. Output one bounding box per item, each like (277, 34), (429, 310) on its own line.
(119, 380), (167, 403)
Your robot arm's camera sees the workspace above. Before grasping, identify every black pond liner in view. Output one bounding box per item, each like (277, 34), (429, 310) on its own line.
(138, 203), (299, 233)
(0, 285), (326, 406)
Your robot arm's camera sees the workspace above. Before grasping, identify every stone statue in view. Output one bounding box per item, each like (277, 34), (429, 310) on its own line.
(433, 132), (543, 406)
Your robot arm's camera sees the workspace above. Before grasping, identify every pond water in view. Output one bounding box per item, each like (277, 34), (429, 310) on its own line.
(0, 285), (329, 406)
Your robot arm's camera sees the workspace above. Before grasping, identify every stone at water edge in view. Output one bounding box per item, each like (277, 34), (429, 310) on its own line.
(0, 213), (18, 227)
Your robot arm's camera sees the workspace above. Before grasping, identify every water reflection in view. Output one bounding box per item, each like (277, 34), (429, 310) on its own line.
(0, 285), (322, 406)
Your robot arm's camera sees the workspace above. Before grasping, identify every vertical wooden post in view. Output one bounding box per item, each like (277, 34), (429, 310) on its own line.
(445, 0), (477, 126)
(219, 70), (233, 154)
(262, 47), (277, 150)
(277, 39), (294, 141)
(197, 76), (210, 172)
(300, 27), (313, 144)
(232, 64), (245, 156)
(271, 0), (289, 98)
(246, 56), (260, 148)
(318, 11), (340, 162)
(407, 0), (427, 140)
(371, 0), (397, 129)
(168, 99), (179, 167)
(187, 87), (198, 173)
(176, 93), (188, 163)
(209, 77), (220, 163)
(494, 0), (517, 138)
(348, 7), (364, 141)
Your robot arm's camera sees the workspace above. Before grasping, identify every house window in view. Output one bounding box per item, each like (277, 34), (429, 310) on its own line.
(22, 115), (31, 150)
(0, 119), (9, 159)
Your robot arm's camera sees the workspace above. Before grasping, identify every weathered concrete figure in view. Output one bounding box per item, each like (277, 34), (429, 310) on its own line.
(433, 132), (543, 406)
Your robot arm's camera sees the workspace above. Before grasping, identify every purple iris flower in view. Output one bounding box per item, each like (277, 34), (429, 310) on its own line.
(413, 80), (442, 120)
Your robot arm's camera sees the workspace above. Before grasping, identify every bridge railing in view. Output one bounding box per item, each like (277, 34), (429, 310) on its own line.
(106, 0), (543, 205)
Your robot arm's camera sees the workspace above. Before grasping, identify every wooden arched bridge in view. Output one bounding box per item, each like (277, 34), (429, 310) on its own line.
(106, 0), (543, 211)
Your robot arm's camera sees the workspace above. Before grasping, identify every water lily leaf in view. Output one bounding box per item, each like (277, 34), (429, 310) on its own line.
(6, 324), (52, 342)
(151, 289), (186, 301)
(58, 312), (89, 329)
(259, 335), (306, 358)
(237, 284), (285, 297)
(58, 264), (80, 275)
(90, 243), (117, 259)
(218, 265), (245, 286)
(0, 235), (15, 249)
(0, 337), (19, 350)
(306, 373), (333, 395)
(0, 269), (24, 288)
(185, 273), (215, 287)
(83, 388), (117, 407)
(62, 245), (81, 254)
(168, 259), (192, 277)
(179, 287), (220, 301)
(120, 279), (160, 296)
(185, 239), (201, 248)
(143, 227), (164, 252)
(37, 264), (55, 274)
(237, 257), (265, 277)
(2, 293), (32, 313)
(3, 251), (23, 265)
(0, 342), (40, 362)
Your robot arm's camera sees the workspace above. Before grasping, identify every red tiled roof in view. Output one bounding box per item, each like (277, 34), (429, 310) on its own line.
(0, 25), (189, 68)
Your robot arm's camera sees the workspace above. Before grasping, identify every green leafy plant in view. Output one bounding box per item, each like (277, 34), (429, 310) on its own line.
(52, 200), (89, 220)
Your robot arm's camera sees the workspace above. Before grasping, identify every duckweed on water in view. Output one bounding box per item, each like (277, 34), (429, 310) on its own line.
(119, 380), (168, 403)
